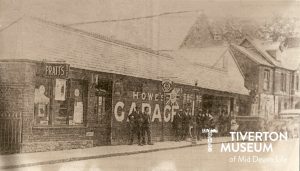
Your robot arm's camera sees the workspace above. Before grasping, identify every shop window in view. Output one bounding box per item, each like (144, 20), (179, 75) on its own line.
(263, 69), (270, 91)
(34, 77), (86, 126)
(34, 77), (51, 125)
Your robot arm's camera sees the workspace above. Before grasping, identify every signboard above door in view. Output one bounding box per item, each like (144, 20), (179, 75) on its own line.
(42, 63), (69, 79)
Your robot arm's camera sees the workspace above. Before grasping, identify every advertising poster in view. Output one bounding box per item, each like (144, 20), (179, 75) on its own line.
(0, 0), (299, 171)
(73, 102), (83, 124)
(55, 79), (66, 101)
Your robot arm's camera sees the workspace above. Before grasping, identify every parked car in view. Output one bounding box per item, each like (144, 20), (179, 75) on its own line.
(272, 109), (300, 138)
(279, 109), (300, 119)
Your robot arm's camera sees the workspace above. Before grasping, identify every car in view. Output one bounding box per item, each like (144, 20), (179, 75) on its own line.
(276, 109), (300, 138)
(279, 109), (300, 119)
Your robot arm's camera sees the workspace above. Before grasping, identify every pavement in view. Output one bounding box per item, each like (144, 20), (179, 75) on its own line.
(0, 137), (231, 170)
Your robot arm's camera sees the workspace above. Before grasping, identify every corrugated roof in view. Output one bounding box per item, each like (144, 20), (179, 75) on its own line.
(0, 17), (175, 81)
(0, 17), (249, 95)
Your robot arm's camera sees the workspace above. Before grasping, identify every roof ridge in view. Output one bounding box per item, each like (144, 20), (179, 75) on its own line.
(29, 17), (172, 59)
(243, 37), (279, 66)
(230, 44), (274, 67)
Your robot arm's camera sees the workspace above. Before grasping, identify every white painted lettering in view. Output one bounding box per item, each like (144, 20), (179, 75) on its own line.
(164, 105), (171, 122)
(152, 104), (162, 122)
(114, 102), (125, 122)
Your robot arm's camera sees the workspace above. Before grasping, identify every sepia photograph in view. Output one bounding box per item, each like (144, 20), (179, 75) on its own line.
(0, 0), (299, 170)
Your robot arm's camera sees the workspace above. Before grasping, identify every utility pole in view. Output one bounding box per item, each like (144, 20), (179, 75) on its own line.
(192, 80), (198, 145)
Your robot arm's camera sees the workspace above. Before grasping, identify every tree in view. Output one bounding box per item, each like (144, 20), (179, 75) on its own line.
(255, 15), (299, 42)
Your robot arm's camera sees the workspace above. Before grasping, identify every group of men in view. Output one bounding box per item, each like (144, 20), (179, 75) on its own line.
(128, 106), (231, 145)
(128, 106), (154, 146)
(172, 108), (231, 141)
(172, 109), (193, 141)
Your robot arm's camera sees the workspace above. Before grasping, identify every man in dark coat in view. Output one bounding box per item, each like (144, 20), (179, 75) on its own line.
(141, 107), (153, 145)
(181, 109), (188, 140)
(195, 109), (203, 140)
(173, 109), (183, 141)
(128, 106), (143, 145)
(203, 111), (210, 138)
(128, 108), (137, 145)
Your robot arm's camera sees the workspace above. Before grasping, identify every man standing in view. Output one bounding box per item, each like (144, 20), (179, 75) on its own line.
(142, 107), (154, 145)
(130, 106), (143, 146)
(173, 109), (183, 141)
(128, 108), (137, 145)
(182, 108), (190, 140)
(196, 109), (203, 141)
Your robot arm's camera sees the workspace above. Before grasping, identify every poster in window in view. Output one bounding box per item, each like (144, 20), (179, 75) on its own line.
(74, 102), (83, 124)
(55, 79), (66, 101)
(35, 85), (50, 118)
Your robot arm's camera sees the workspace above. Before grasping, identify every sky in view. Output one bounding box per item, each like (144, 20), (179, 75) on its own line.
(1, 0), (300, 50)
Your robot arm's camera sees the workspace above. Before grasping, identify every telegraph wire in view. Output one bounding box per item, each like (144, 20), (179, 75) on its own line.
(66, 9), (203, 26)
(0, 16), (23, 33)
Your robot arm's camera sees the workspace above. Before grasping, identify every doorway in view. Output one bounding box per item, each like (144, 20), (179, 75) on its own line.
(95, 79), (113, 145)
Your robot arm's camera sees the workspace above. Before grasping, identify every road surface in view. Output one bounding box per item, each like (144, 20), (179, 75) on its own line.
(6, 139), (299, 171)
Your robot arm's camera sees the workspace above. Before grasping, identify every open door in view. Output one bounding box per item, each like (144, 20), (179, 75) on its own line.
(94, 79), (113, 145)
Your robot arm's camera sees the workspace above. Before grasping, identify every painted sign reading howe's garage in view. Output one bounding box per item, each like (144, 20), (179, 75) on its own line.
(114, 91), (180, 123)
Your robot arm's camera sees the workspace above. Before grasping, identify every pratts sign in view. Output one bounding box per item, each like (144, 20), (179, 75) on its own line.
(43, 63), (69, 78)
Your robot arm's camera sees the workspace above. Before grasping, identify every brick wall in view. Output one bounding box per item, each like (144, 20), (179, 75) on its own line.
(0, 62), (112, 153)
(0, 62), (35, 153)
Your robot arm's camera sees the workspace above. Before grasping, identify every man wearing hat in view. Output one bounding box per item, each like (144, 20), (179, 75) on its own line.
(141, 106), (153, 145)
(128, 106), (144, 145)
(173, 109), (183, 141)
(196, 108), (203, 141)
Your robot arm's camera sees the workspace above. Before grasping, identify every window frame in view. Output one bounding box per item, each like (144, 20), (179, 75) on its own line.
(34, 76), (87, 127)
(263, 69), (270, 91)
(281, 72), (287, 92)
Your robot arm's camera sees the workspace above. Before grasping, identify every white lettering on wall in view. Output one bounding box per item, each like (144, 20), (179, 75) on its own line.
(114, 101), (180, 122)
(114, 102), (125, 122)
(127, 102), (136, 121)
(155, 94), (159, 101)
(163, 105), (171, 122)
(141, 93), (147, 100)
(148, 93), (154, 101)
(152, 104), (162, 122)
(171, 105), (179, 122)
(133, 92), (139, 99)
(142, 103), (151, 113)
